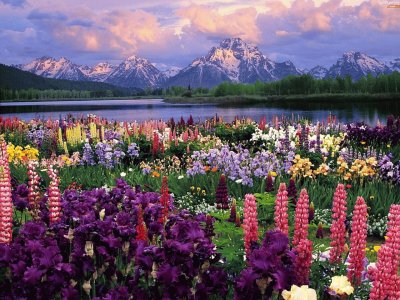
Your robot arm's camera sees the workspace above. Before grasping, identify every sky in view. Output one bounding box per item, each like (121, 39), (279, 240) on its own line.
(0, 0), (399, 69)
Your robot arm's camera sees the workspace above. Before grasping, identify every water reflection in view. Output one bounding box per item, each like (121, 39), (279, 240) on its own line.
(1, 99), (399, 125)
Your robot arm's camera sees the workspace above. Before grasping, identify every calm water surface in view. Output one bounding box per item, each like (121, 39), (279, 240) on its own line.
(1, 99), (400, 125)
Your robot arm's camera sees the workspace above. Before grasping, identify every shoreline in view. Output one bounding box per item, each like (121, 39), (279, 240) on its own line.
(164, 93), (400, 105)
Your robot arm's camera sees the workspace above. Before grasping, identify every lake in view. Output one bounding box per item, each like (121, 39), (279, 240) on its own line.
(1, 98), (400, 125)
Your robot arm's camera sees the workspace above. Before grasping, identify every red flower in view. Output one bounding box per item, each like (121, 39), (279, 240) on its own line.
(329, 184), (347, 264)
(243, 194), (258, 257)
(274, 183), (289, 236)
(293, 189), (310, 247)
(347, 197), (368, 286)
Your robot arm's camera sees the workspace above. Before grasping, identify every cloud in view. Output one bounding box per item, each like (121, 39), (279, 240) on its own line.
(27, 10), (68, 21)
(177, 5), (261, 43)
(0, 0), (399, 69)
(0, 0), (26, 7)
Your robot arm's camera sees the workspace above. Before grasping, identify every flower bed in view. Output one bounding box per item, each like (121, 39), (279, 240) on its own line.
(1, 114), (400, 298)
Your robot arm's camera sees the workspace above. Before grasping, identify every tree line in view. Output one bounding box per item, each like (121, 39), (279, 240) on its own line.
(210, 72), (400, 97)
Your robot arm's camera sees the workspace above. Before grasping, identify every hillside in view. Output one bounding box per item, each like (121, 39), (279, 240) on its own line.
(0, 64), (138, 93)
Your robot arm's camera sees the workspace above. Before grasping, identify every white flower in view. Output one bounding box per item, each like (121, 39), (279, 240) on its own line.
(120, 172), (126, 177)
(235, 179), (243, 184)
(128, 168), (133, 172)
(178, 175), (184, 179)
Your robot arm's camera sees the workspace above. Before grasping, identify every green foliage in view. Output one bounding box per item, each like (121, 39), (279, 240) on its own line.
(212, 211), (246, 276)
(254, 192), (276, 226)
(209, 72), (400, 97)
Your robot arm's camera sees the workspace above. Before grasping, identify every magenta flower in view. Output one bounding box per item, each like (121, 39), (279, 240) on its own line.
(274, 183), (289, 236)
(243, 194), (258, 257)
(329, 183), (347, 264)
(347, 196), (368, 286)
(370, 204), (400, 299)
(292, 189), (309, 247)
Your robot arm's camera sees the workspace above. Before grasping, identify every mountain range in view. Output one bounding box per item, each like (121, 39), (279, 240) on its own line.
(14, 38), (400, 89)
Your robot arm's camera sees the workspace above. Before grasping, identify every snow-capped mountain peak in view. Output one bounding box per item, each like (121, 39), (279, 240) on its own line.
(105, 55), (166, 88)
(308, 65), (328, 79)
(326, 51), (389, 80)
(390, 58), (400, 72)
(79, 62), (116, 82)
(18, 56), (87, 81)
(166, 37), (301, 88)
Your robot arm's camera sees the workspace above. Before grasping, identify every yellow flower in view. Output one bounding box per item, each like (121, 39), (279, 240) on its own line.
(269, 171), (277, 177)
(373, 245), (381, 252)
(329, 276), (354, 296)
(282, 285), (317, 300)
(370, 196), (375, 201)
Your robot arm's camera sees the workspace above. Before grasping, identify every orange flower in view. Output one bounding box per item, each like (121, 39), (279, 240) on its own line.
(211, 167), (218, 173)
(151, 171), (160, 177)
(204, 166), (210, 172)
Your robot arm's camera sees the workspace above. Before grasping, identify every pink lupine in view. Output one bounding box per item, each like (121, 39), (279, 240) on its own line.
(370, 205), (400, 300)
(329, 183), (348, 264)
(0, 140), (13, 244)
(274, 183), (289, 235)
(27, 160), (40, 213)
(47, 165), (62, 224)
(292, 189), (310, 247)
(347, 196), (368, 286)
(294, 238), (313, 285)
(243, 194), (258, 257)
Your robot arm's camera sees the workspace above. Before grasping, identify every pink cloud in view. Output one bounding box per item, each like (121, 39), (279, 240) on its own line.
(177, 5), (261, 43)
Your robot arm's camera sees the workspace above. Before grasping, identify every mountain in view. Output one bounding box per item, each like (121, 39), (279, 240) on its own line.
(390, 59), (400, 72)
(325, 51), (390, 80)
(105, 55), (165, 88)
(16, 56), (165, 89)
(166, 38), (301, 88)
(0, 63), (139, 93)
(17, 56), (87, 81)
(308, 66), (328, 79)
(79, 62), (116, 82)
(161, 67), (181, 78)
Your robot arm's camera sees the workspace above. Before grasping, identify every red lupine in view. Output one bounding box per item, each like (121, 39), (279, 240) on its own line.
(265, 174), (274, 192)
(274, 183), (289, 235)
(152, 131), (159, 156)
(136, 206), (148, 241)
(294, 238), (313, 285)
(370, 204), (400, 300)
(159, 176), (169, 223)
(329, 183), (348, 264)
(216, 174), (229, 210)
(0, 140), (13, 244)
(347, 196), (368, 286)
(292, 189), (310, 247)
(243, 194), (258, 257)
(47, 165), (62, 224)
(228, 198), (237, 222)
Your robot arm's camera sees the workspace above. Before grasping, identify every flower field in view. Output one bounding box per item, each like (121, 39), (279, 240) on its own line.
(0, 114), (400, 299)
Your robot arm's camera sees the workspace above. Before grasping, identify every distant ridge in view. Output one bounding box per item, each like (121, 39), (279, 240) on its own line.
(10, 38), (400, 89)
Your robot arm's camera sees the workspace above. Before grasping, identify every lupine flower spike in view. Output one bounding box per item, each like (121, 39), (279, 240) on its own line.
(329, 183), (347, 264)
(347, 196), (368, 286)
(27, 160), (40, 219)
(274, 183), (289, 235)
(159, 176), (170, 223)
(47, 165), (62, 224)
(0, 139), (13, 244)
(293, 189), (310, 247)
(370, 204), (400, 299)
(243, 194), (258, 257)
